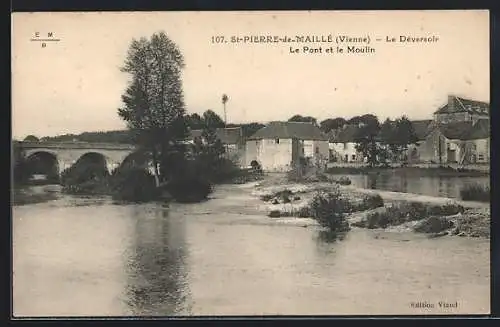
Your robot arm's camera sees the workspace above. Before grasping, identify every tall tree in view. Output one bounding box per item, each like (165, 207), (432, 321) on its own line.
(23, 135), (39, 142)
(354, 115), (381, 167)
(202, 110), (225, 128)
(319, 118), (347, 133)
(288, 115), (317, 125)
(389, 116), (419, 162)
(118, 32), (188, 187)
(348, 114), (378, 127)
(221, 94), (229, 125)
(186, 113), (204, 130)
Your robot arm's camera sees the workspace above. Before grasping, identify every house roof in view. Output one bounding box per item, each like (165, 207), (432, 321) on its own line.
(434, 96), (490, 115)
(436, 121), (474, 140)
(189, 127), (243, 144)
(464, 119), (490, 140)
(247, 121), (328, 141)
(330, 124), (360, 143)
(410, 119), (433, 141)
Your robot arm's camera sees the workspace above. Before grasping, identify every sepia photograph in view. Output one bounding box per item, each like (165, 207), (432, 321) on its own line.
(11, 10), (490, 317)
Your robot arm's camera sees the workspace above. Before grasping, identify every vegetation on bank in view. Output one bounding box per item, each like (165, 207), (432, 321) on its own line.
(352, 201), (464, 230)
(460, 184), (490, 202)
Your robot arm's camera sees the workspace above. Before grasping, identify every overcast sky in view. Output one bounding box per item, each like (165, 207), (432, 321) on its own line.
(12, 10), (489, 139)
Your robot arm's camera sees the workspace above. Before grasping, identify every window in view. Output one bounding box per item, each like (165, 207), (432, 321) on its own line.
(478, 154), (485, 161)
(315, 146), (319, 154)
(351, 154), (356, 161)
(275, 138), (280, 144)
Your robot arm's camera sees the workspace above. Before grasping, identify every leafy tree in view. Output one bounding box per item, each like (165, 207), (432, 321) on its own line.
(380, 116), (418, 162)
(23, 135), (39, 142)
(202, 110), (225, 128)
(348, 114), (378, 127)
(288, 115), (317, 125)
(186, 113), (204, 130)
(320, 118), (347, 133)
(354, 115), (381, 167)
(117, 31), (188, 187)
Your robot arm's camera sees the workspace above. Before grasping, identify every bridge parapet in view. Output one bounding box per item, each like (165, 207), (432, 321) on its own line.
(16, 141), (136, 151)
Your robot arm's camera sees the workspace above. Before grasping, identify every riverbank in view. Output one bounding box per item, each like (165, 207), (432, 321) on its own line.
(249, 174), (490, 239)
(325, 165), (489, 177)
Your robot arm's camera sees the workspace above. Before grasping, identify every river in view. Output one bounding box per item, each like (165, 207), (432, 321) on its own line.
(12, 184), (490, 317)
(328, 171), (489, 199)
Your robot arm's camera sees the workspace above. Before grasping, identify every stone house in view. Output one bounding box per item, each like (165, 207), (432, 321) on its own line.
(187, 127), (246, 167)
(460, 118), (490, 164)
(245, 121), (329, 172)
(434, 95), (489, 124)
(416, 121), (490, 164)
(328, 124), (364, 163)
(406, 119), (434, 163)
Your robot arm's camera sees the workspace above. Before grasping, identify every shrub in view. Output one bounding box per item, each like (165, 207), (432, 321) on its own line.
(364, 206), (405, 229)
(413, 217), (454, 233)
(297, 206), (311, 218)
(428, 203), (465, 216)
(268, 210), (281, 218)
(309, 191), (350, 233)
(110, 167), (160, 203)
(336, 176), (352, 185)
(260, 189), (294, 203)
(348, 194), (384, 212)
(356, 201), (465, 229)
(460, 184), (490, 202)
(166, 175), (212, 203)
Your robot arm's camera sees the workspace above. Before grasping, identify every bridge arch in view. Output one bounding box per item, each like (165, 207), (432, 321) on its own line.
(24, 151), (60, 182)
(73, 151), (118, 174)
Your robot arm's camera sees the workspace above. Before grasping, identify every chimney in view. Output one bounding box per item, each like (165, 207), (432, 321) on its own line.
(448, 95), (455, 112)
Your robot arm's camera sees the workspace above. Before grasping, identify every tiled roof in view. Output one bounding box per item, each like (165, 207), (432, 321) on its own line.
(189, 127), (243, 144)
(435, 96), (489, 115)
(248, 121), (328, 141)
(464, 119), (490, 140)
(437, 121), (474, 140)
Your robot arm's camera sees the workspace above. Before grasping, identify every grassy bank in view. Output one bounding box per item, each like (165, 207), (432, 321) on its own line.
(460, 184), (490, 203)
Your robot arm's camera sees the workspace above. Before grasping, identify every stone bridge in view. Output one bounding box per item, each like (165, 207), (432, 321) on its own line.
(15, 141), (138, 175)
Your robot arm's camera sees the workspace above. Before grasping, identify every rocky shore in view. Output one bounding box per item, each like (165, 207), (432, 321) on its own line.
(250, 174), (490, 239)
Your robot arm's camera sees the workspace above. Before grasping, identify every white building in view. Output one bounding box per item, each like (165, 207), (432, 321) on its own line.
(245, 121), (329, 172)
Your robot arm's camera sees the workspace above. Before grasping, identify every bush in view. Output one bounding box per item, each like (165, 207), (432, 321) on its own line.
(356, 201), (465, 229)
(166, 175), (212, 203)
(364, 206), (405, 229)
(268, 210), (281, 218)
(260, 189), (294, 203)
(309, 191), (350, 233)
(110, 167), (160, 203)
(413, 217), (454, 234)
(460, 184), (490, 202)
(348, 194), (384, 212)
(297, 206), (311, 218)
(336, 176), (352, 185)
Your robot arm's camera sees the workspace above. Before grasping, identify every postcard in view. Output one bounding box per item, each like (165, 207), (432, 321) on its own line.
(11, 10), (490, 317)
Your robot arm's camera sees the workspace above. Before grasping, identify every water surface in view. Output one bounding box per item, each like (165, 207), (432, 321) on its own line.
(12, 185), (490, 316)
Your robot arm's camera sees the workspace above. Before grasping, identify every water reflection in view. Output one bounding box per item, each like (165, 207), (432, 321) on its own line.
(316, 230), (348, 244)
(125, 206), (192, 316)
(335, 172), (489, 199)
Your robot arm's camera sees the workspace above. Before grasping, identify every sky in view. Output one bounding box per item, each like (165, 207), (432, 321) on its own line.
(11, 10), (489, 139)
